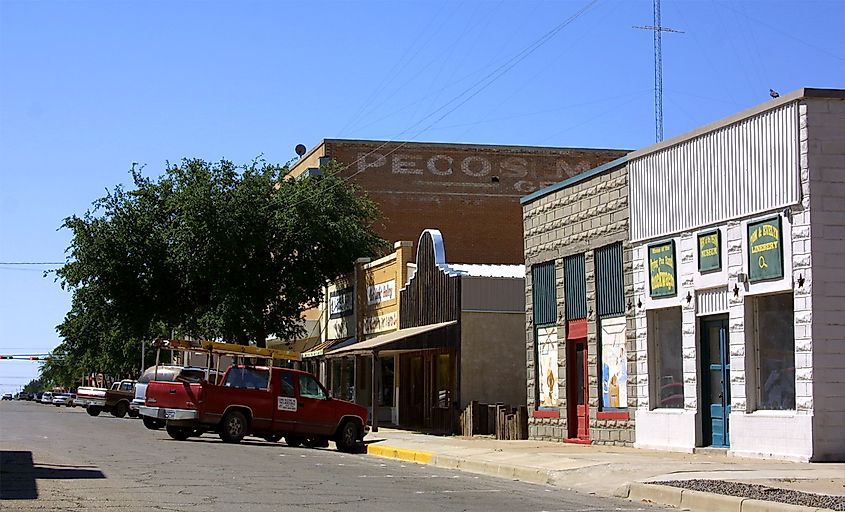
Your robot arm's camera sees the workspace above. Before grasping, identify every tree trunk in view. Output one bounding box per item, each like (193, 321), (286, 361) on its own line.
(255, 326), (267, 348)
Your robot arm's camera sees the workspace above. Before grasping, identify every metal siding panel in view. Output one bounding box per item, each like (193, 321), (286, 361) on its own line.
(532, 262), (556, 326)
(595, 243), (624, 318)
(630, 103), (799, 241)
(564, 254), (587, 320)
(696, 287), (729, 316)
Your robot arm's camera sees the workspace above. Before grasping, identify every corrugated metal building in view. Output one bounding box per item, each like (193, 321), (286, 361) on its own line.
(628, 88), (844, 461)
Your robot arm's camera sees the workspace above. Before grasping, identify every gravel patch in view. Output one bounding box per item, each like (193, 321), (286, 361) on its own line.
(651, 479), (845, 511)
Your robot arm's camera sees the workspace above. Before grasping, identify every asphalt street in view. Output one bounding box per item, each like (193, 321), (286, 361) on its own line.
(0, 400), (668, 511)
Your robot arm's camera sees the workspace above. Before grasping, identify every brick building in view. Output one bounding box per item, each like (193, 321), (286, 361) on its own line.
(288, 140), (628, 264)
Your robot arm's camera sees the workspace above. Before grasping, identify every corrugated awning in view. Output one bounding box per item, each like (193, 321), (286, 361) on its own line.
(301, 336), (355, 359)
(325, 321), (457, 357)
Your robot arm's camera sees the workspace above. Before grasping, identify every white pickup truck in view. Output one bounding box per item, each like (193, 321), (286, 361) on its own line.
(75, 380), (136, 418)
(132, 366), (217, 430)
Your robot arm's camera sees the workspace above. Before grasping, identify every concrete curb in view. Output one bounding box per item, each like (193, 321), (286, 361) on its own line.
(365, 445), (837, 512)
(624, 483), (835, 512)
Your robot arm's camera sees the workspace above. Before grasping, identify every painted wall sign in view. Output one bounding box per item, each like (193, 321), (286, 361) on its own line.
(536, 326), (559, 407)
(648, 241), (677, 297)
(277, 397), (297, 412)
(697, 230), (721, 273)
(748, 216), (783, 282)
(329, 287), (353, 319)
(363, 311), (397, 335)
(600, 316), (627, 409)
(367, 280), (396, 305)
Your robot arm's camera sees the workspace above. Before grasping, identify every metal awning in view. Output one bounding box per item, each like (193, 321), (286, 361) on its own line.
(301, 337), (355, 359)
(325, 321), (457, 357)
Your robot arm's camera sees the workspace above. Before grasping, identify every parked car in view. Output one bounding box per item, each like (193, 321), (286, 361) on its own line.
(133, 366), (216, 430)
(1, 393), (12, 401)
(142, 365), (369, 452)
(52, 393), (74, 407)
(40, 391), (54, 404)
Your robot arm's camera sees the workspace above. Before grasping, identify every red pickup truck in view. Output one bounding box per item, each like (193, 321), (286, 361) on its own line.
(140, 365), (369, 452)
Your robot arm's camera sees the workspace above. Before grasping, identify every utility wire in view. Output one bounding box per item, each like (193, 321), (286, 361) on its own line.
(284, 0), (601, 212)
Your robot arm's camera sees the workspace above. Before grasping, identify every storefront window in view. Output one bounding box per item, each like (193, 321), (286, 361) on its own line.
(380, 357), (394, 407)
(330, 357), (355, 401)
(753, 294), (795, 410)
(648, 307), (683, 409)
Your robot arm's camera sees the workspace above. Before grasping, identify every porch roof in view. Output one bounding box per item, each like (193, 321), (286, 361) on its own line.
(324, 321), (457, 357)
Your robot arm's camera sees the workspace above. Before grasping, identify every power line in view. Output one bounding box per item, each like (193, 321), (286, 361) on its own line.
(0, 262), (63, 265)
(285, 0), (601, 212)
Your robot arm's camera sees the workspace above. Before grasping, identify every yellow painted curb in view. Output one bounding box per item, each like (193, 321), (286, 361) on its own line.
(367, 444), (434, 464)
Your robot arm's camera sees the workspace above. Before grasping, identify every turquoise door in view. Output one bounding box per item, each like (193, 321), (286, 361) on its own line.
(702, 318), (730, 447)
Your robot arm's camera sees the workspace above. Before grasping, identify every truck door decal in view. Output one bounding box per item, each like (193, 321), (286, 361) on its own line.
(278, 397), (297, 412)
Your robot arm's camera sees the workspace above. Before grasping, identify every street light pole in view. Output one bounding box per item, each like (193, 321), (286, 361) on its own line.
(140, 339), (145, 374)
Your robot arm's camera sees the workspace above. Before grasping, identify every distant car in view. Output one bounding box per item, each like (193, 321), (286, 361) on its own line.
(40, 391), (54, 404)
(52, 393), (74, 407)
(1, 393), (12, 401)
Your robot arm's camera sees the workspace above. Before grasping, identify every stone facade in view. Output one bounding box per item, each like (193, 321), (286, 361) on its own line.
(523, 162), (636, 446)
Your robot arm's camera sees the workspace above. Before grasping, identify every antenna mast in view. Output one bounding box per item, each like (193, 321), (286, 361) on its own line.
(634, 0), (683, 143)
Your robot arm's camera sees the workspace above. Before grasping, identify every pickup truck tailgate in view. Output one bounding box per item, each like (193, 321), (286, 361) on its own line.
(145, 381), (202, 410)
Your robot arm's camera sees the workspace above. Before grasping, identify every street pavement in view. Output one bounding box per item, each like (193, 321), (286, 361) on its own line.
(0, 400), (666, 511)
(364, 427), (845, 512)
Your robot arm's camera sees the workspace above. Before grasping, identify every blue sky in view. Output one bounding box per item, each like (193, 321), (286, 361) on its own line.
(1, 0), (843, 394)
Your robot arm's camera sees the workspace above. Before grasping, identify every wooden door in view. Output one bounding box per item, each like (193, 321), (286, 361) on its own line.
(567, 339), (589, 440)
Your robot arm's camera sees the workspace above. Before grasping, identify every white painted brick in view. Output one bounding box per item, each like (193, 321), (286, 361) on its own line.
(796, 368), (813, 381)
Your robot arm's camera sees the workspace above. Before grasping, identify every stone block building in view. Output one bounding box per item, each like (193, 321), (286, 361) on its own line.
(521, 157), (636, 445)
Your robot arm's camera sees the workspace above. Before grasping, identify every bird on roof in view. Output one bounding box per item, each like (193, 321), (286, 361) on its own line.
(770, 89), (780, 98)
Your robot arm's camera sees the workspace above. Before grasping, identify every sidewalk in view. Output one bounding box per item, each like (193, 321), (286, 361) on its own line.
(363, 428), (845, 512)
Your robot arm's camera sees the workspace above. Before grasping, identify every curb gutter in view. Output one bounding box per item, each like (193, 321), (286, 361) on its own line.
(622, 483), (837, 512)
(365, 445), (837, 512)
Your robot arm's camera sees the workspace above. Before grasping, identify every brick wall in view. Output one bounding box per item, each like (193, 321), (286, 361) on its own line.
(806, 97), (845, 461)
(291, 140), (627, 264)
(523, 165), (635, 445)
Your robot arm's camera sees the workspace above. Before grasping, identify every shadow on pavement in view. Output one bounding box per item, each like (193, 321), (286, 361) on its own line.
(0, 451), (105, 500)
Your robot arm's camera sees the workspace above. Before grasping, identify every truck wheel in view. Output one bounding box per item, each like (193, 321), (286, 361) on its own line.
(285, 435), (304, 447)
(111, 402), (128, 418)
(219, 411), (247, 443)
(87, 406), (101, 417)
(143, 416), (165, 430)
(263, 434), (282, 443)
(166, 425), (191, 441)
(336, 421), (359, 453)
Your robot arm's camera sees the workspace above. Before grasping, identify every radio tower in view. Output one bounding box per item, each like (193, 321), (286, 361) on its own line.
(634, 0), (683, 142)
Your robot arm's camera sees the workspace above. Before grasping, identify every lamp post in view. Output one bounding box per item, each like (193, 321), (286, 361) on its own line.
(140, 339), (145, 374)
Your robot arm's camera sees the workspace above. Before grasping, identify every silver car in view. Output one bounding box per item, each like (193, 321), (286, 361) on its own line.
(52, 393), (74, 407)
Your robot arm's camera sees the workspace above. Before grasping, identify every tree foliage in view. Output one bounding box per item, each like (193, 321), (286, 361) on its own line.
(52, 158), (384, 380)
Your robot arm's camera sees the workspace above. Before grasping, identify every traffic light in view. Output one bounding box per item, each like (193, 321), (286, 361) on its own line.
(0, 355), (11, 360)
(29, 356), (39, 361)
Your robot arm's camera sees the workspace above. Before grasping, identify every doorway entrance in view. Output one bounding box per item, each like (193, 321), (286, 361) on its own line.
(701, 316), (730, 447)
(566, 338), (589, 441)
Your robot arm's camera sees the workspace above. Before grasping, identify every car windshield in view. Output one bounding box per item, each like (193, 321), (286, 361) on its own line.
(137, 367), (182, 384)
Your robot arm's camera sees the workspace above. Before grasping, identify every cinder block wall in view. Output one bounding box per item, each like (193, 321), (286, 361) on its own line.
(807, 97), (845, 461)
(523, 166), (636, 445)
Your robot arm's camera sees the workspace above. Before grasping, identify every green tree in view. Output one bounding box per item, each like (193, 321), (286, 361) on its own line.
(55, 158), (384, 367)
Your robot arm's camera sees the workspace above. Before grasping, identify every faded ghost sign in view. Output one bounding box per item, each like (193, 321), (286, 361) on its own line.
(355, 151), (594, 194)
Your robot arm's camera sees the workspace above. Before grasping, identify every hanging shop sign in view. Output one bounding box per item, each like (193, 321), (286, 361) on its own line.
(748, 216), (783, 282)
(648, 240), (677, 297)
(697, 230), (722, 273)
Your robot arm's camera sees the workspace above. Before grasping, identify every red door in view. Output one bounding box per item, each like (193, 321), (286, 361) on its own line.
(567, 339), (589, 441)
